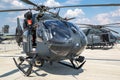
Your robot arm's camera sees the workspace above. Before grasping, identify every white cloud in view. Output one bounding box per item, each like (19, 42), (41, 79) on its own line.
(95, 8), (120, 24)
(111, 9), (120, 17)
(5, 14), (24, 34)
(11, 0), (25, 8)
(1, 0), (25, 8)
(64, 8), (84, 18)
(1, 0), (9, 3)
(95, 13), (111, 24)
(44, 0), (61, 7)
(64, 8), (92, 24)
(0, 5), (4, 8)
(70, 8), (120, 25)
(64, 0), (82, 5)
(5, 12), (25, 26)
(16, 13), (25, 20)
(75, 18), (91, 24)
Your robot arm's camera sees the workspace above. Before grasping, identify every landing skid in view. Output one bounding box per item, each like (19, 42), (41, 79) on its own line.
(59, 56), (86, 69)
(13, 55), (86, 76)
(13, 57), (33, 76)
(13, 54), (45, 76)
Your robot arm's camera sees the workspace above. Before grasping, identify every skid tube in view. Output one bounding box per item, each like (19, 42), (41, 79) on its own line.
(59, 56), (86, 69)
(13, 54), (37, 76)
(13, 58), (33, 76)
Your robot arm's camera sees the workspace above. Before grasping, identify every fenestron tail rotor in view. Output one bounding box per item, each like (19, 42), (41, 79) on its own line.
(15, 18), (23, 46)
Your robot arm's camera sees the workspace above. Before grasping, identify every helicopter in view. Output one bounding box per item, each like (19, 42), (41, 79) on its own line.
(0, 33), (16, 44)
(0, 37), (6, 43)
(0, 37), (12, 43)
(0, 0), (120, 76)
(78, 23), (120, 49)
(0, 34), (15, 43)
(0, 33), (5, 43)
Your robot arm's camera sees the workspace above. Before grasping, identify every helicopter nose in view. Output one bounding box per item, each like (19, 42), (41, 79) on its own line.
(49, 32), (73, 56)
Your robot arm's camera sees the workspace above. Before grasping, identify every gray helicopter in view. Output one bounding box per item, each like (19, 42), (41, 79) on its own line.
(0, 28), (12, 43)
(0, 33), (5, 43)
(0, 0), (120, 76)
(78, 23), (120, 49)
(0, 37), (5, 43)
(0, 34), (14, 43)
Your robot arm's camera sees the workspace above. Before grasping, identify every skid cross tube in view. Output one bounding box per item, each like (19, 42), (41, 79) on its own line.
(13, 57), (33, 76)
(59, 60), (86, 69)
(59, 56), (86, 69)
(13, 54), (37, 76)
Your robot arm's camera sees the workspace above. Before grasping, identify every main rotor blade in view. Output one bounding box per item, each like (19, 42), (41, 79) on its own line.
(50, 3), (120, 9)
(77, 23), (93, 26)
(105, 27), (119, 34)
(77, 23), (120, 28)
(106, 23), (120, 25)
(21, 0), (38, 7)
(96, 23), (120, 28)
(77, 23), (95, 28)
(64, 17), (76, 21)
(0, 9), (29, 12)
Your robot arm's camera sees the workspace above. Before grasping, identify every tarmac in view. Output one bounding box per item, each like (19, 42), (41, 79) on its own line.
(0, 41), (120, 80)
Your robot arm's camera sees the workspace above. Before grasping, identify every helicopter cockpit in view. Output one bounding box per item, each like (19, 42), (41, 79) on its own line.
(35, 20), (87, 56)
(42, 20), (71, 42)
(36, 20), (86, 45)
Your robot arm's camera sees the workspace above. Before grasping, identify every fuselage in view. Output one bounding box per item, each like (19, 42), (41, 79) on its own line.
(83, 28), (117, 46)
(23, 13), (87, 61)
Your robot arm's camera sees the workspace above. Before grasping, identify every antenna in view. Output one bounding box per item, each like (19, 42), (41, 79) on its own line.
(56, 8), (60, 17)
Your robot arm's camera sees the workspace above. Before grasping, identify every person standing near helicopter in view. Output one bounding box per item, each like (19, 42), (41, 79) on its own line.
(23, 11), (37, 46)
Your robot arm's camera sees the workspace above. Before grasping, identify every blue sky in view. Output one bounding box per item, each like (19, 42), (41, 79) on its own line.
(0, 0), (120, 35)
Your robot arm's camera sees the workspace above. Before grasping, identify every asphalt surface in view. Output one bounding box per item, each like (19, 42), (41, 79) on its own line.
(0, 42), (120, 80)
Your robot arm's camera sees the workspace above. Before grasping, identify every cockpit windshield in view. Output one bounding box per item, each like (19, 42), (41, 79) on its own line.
(43, 20), (71, 42)
(44, 20), (69, 31)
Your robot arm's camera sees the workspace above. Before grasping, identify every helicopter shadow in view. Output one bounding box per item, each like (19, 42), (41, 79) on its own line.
(0, 68), (19, 78)
(86, 58), (120, 62)
(87, 46), (113, 50)
(0, 61), (84, 77)
(33, 62), (84, 76)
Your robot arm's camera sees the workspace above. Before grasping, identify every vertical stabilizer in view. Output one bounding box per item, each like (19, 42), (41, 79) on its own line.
(16, 17), (23, 46)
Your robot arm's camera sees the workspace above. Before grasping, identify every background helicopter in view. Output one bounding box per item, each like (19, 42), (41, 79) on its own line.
(78, 23), (120, 49)
(0, 32), (16, 44)
(0, 0), (120, 76)
(0, 33), (7, 43)
(0, 36), (14, 43)
(0, 37), (7, 43)
(0, 33), (15, 43)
